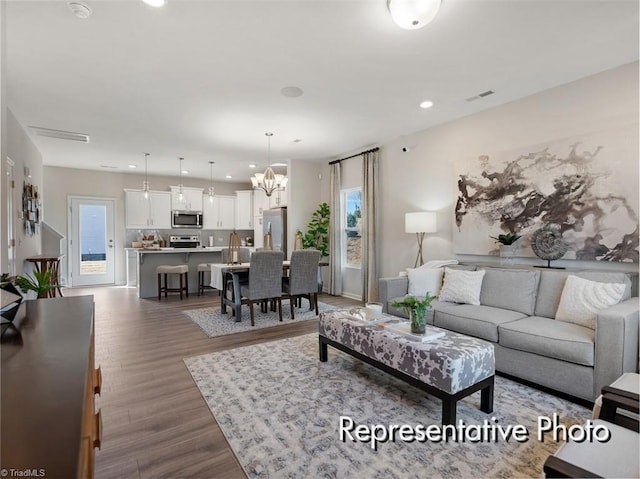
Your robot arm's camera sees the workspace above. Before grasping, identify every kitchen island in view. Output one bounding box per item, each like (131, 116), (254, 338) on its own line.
(126, 247), (254, 298)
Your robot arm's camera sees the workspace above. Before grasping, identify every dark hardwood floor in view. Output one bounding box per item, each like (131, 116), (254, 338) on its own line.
(63, 286), (359, 479)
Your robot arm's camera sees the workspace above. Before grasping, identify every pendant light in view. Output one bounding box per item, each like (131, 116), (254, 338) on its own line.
(250, 132), (288, 197)
(178, 157), (184, 202)
(142, 152), (150, 199)
(208, 161), (215, 204)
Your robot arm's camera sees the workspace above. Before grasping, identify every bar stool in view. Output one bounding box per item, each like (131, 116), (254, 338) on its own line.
(156, 265), (189, 300)
(197, 263), (215, 296)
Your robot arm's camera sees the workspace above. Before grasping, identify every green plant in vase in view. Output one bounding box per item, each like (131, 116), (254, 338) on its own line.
(14, 270), (57, 299)
(392, 294), (436, 335)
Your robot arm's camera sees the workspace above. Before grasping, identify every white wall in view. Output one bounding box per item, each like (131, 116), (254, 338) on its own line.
(378, 62), (639, 278)
(287, 158), (322, 259)
(43, 165), (251, 285)
(7, 109), (44, 276)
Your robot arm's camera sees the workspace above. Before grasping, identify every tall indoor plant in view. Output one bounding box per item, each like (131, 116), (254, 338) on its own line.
(392, 294), (436, 334)
(300, 202), (330, 257)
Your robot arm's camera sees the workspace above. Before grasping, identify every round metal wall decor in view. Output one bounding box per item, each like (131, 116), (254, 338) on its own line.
(531, 225), (568, 266)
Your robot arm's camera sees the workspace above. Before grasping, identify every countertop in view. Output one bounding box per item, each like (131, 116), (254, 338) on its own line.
(125, 247), (254, 253)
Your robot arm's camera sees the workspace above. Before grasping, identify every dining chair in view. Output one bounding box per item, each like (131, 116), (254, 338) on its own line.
(239, 250), (285, 326)
(282, 249), (321, 319)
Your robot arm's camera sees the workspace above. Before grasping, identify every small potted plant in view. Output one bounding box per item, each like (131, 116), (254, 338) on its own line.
(490, 232), (522, 257)
(392, 294), (436, 334)
(14, 270), (57, 299)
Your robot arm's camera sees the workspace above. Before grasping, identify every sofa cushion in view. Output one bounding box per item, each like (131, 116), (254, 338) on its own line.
(438, 268), (485, 305)
(555, 275), (626, 329)
(534, 270), (632, 319)
(498, 316), (594, 366)
(479, 267), (540, 315)
(407, 267), (444, 297)
(433, 303), (526, 342)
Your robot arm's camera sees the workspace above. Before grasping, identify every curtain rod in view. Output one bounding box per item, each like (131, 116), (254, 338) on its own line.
(328, 147), (379, 165)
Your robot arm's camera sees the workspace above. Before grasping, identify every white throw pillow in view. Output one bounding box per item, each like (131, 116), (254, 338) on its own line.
(555, 275), (625, 329)
(407, 268), (444, 297)
(438, 268), (486, 305)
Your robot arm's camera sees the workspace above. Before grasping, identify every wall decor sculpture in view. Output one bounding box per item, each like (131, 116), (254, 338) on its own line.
(454, 128), (639, 263)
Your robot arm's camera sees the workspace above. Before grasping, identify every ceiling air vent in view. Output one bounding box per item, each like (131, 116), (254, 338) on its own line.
(465, 90), (495, 102)
(29, 126), (90, 143)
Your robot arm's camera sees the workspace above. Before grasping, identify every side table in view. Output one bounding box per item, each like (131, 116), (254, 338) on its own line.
(25, 254), (64, 298)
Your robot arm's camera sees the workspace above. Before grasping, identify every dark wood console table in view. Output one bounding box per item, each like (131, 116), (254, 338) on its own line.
(1, 296), (101, 478)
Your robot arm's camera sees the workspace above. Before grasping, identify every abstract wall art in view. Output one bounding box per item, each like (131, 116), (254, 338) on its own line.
(453, 126), (639, 263)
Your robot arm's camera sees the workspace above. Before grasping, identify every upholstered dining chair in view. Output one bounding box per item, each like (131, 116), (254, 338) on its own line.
(282, 249), (321, 319)
(239, 250), (285, 326)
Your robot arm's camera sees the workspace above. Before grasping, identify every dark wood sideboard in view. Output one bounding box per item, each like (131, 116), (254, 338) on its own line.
(1, 295), (101, 478)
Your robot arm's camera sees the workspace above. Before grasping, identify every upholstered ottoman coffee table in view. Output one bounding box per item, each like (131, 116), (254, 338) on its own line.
(319, 309), (495, 425)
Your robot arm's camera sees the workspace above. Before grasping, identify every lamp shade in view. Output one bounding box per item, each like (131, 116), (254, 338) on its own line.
(405, 212), (437, 233)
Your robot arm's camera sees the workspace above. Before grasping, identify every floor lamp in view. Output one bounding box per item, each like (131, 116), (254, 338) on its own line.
(405, 212), (437, 267)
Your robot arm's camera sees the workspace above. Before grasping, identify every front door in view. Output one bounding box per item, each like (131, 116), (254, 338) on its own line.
(69, 196), (116, 286)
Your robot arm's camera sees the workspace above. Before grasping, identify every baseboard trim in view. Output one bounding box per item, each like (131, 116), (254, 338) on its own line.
(341, 292), (362, 301)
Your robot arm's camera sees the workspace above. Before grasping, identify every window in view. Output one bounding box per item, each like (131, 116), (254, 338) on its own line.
(343, 188), (362, 268)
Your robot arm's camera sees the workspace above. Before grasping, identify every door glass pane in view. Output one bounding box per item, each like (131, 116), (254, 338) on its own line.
(80, 204), (107, 274)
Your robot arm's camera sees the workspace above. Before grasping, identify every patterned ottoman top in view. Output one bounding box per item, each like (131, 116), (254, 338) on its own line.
(319, 309), (495, 394)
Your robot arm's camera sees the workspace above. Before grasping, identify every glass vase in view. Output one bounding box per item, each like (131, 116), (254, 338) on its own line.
(409, 309), (426, 335)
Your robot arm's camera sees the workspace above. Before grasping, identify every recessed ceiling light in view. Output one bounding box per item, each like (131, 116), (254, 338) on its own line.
(141, 0), (166, 7)
(226, 175), (232, 179)
(292, 139), (302, 143)
(181, 170), (189, 174)
(249, 164), (256, 169)
(281, 86), (304, 98)
(128, 164), (137, 169)
(419, 100), (434, 109)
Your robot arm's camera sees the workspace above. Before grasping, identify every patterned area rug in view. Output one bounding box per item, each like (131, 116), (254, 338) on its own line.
(185, 333), (590, 478)
(183, 301), (335, 338)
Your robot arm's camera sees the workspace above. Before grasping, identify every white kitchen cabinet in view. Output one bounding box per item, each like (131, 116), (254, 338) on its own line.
(170, 186), (204, 211)
(203, 195), (236, 230)
(253, 188), (287, 216)
(125, 190), (171, 229)
(236, 190), (253, 230)
(253, 189), (269, 217)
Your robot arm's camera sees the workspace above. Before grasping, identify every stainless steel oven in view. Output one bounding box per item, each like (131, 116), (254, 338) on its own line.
(171, 210), (203, 229)
(169, 235), (201, 248)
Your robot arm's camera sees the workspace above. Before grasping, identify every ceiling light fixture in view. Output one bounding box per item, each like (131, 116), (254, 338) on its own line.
(208, 161), (215, 204)
(67, 1), (92, 19)
(128, 164), (137, 169)
(142, 152), (150, 199)
(178, 157), (184, 202)
(419, 100), (434, 109)
(141, 0), (167, 7)
(250, 133), (288, 197)
(387, 0), (442, 30)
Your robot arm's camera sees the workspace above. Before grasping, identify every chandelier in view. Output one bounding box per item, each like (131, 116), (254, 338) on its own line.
(250, 132), (288, 197)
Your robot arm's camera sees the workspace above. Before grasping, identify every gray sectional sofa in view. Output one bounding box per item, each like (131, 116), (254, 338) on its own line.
(379, 266), (639, 401)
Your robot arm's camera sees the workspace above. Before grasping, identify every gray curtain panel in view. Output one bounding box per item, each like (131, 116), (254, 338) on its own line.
(361, 150), (379, 302)
(329, 162), (342, 296)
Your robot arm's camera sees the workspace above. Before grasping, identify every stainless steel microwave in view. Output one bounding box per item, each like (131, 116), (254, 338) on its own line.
(171, 210), (203, 229)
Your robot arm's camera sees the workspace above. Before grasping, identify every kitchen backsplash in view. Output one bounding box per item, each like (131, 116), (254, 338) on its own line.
(125, 229), (254, 247)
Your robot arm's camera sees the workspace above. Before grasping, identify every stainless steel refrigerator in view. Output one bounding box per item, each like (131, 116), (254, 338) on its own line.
(262, 207), (287, 255)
